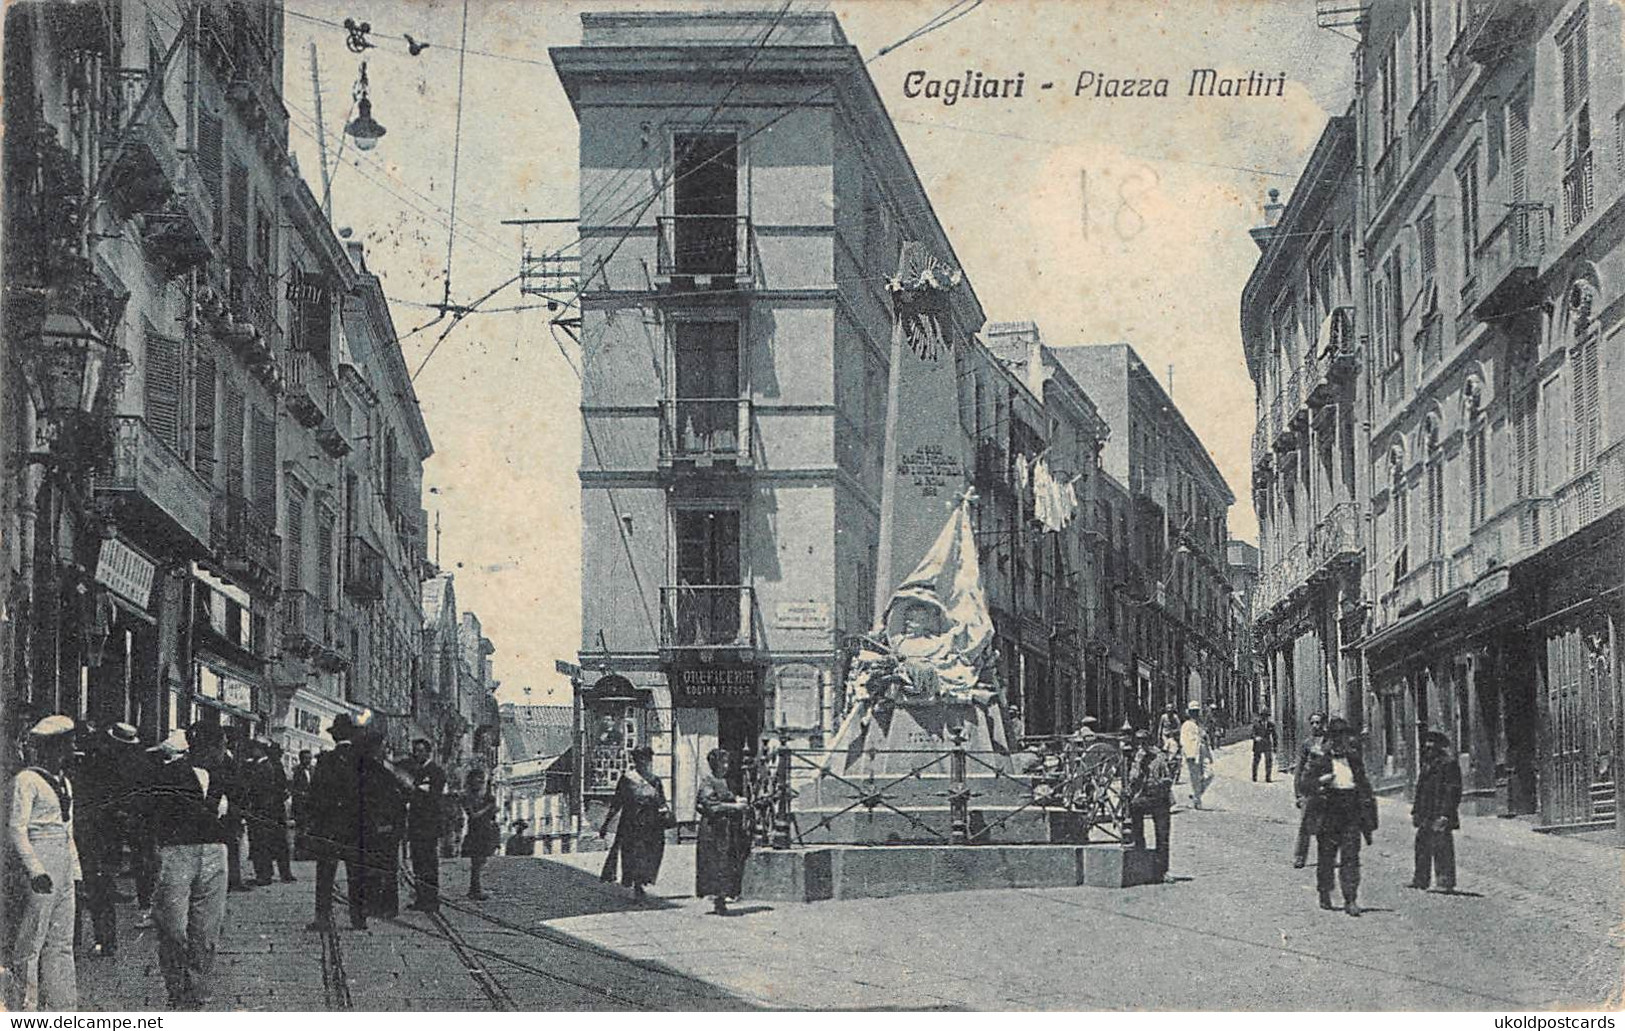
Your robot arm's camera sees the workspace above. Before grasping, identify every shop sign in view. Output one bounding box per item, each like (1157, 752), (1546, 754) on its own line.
(223, 678), (254, 710)
(671, 665), (759, 708)
(96, 538), (155, 609)
(774, 601), (830, 631)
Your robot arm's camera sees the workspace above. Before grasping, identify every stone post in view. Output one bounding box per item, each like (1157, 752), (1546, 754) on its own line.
(771, 729), (792, 850)
(949, 726), (968, 845)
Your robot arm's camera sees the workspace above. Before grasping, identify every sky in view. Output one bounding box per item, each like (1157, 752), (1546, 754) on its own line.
(281, 0), (1359, 703)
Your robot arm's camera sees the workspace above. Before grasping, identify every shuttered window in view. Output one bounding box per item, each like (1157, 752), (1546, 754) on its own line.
(1560, 7), (1588, 114)
(1456, 154), (1479, 279)
(1514, 390), (1538, 498)
(224, 385), (245, 497)
(227, 158), (248, 266)
(251, 408), (277, 523)
(286, 487), (305, 592)
(1419, 206), (1437, 282)
(197, 110), (224, 237)
(1468, 425), (1487, 528)
(144, 331), (184, 451)
(1572, 331), (1601, 473)
(294, 271), (332, 361)
(194, 348), (217, 482)
(317, 514), (335, 614)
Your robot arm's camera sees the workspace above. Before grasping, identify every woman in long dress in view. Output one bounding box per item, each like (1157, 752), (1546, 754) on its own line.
(695, 748), (751, 915)
(460, 769), (498, 901)
(598, 745), (666, 901)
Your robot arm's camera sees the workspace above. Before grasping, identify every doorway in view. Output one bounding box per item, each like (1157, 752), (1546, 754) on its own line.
(672, 132), (739, 275)
(673, 509), (742, 647)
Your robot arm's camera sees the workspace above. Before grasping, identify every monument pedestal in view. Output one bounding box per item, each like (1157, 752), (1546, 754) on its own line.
(741, 843), (1163, 902)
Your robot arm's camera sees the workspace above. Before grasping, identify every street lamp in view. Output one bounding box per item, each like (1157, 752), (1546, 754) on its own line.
(344, 63), (386, 152)
(19, 304), (111, 445)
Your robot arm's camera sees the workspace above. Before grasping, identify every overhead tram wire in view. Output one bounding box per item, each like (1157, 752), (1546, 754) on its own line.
(439, 0), (473, 314)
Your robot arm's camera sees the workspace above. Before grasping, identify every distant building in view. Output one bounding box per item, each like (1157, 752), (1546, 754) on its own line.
(1226, 539), (1263, 720)
(1050, 344), (1237, 727)
(493, 702), (575, 842)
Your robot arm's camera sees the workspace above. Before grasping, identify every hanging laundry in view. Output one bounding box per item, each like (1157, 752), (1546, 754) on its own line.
(1014, 453), (1031, 495)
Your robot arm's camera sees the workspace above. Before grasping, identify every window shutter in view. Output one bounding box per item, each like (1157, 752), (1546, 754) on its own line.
(298, 274), (332, 360)
(251, 407), (277, 523)
(197, 110), (224, 235)
(1573, 333), (1601, 473)
(1419, 209), (1437, 280)
(194, 348), (217, 482)
(317, 517), (335, 613)
(224, 385), (246, 497)
(144, 331), (183, 450)
(1514, 390), (1537, 499)
(228, 158), (249, 266)
(286, 490), (305, 592)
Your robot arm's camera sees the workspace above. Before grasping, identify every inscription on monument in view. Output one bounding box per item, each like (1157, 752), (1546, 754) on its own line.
(896, 443), (963, 498)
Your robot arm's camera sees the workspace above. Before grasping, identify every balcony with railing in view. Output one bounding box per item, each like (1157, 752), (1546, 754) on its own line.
(200, 0), (290, 148)
(281, 588), (323, 658)
(1308, 501), (1361, 580)
(1407, 79), (1440, 159)
(102, 68), (213, 275)
(345, 536), (386, 603)
(655, 215), (754, 284)
(1251, 424), (1273, 484)
(1563, 151), (1595, 233)
(1306, 306), (1359, 407)
(1256, 539), (1310, 616)
(212, 494), (279, 587)
(94, 417), (212, 554)
(1475, 206), (1549, 320)
(283, 349), (331, 429)
(1374, 135), (1404, 209)
(1380, 355), (1407, 412)
(1550, 441), (1625, 539)
(1463, 0), (1542, 65)
(1272, 369), (1304, 450)
(659, 585), (757, 657)
(658, 398), (753, 469)
(228, 261), (283, 356)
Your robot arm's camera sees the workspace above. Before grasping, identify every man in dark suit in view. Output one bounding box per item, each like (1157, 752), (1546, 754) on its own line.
(1409, 729), (1463, 892)
(1301, 716), (1377, 916)
(307, 714), (363, 931)
(1250, 710), (1278, 783)
(1292, 711), (1328, 868)
(404, 739), (445, 913)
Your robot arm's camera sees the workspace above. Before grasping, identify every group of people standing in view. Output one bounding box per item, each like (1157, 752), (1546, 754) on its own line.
(596, 745), (754, 915)
(4, 710), (513, 1012)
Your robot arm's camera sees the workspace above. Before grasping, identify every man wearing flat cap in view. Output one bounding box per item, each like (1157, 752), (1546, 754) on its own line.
(1409, 729), (1462, 892)
(1124, 729), (1175, 881)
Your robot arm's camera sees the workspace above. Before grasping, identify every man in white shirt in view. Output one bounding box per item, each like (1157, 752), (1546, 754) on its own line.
(1303, 716), (1377, 916)
(8, 715), (82, 1011)
(1179, 706), (1212, 809)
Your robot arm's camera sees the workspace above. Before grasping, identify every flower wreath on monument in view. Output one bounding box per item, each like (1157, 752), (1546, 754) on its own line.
(886, 257), (963, 362)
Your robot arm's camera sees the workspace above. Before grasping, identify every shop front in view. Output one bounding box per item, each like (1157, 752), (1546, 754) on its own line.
(667, 662), (761, 823)
(87, 535), (163, 735)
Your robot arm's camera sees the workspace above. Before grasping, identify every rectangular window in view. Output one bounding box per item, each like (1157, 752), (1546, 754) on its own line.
(286, 486), (306, 592)
(194, 347), (216, 482)
(1457, 152), (1480, 281)
(227, 158), (248, 267)
(1418, 205), (1438, 282)
(1380, 44), (1398, 145)
(1414, 0), (1434, 91)
(144, 331), (183, 451)
(670, 132), (740, 275)
(224, 385), (245, 497)
(1560, 6), (1589, 114)
(1385, 250), (1405, 361)
(251, 407), (277, 524)
(1513, 389), (1539, 498)
(1572, 330), (1601, 473)
(197, 110), (224, 237)
(1426, 460), (1444, 560)
(1468, 425), (1487, 527)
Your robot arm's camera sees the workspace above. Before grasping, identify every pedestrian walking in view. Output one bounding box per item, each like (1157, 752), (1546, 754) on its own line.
(460, 768), (499, 900)
(8, 715), (81, 1011)
(1291, 712), (1329, 868)
(245, 742), (292, 885)
(289, 749), (315, 861)
(1123, 729), (1175, 882)
(598, 745), (668, 902)
(1409, 729), (1462, 893)
(353, 713), (405, 920)
(1251, 709), (1278, 783)
(219, 740), (251, 895)
(695, 749), (751, 915)
(404, 739), (445, 913)
(1157, 704), (1183, 784)
(1179, 706), (1213, 809)
(1301, 716), (1377, 916)
(307, 714), (366, 931)
(143, 723), (232, 1010)
(71, 722), (126, 958)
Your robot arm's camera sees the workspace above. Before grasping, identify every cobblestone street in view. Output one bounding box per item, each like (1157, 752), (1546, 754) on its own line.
(74, 744), (1625, 1011)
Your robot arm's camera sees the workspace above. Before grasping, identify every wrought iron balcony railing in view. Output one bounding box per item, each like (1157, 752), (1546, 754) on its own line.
(655, 215), (753, 281)
(1474, 205), (1549, 319)
(659, 398), (753, 467)
(1407, 79), (1439, 158)
(213, 493), (279, 587)
(95, 416), (212, 554)
(660, 585), (757, 653)
(1563, 151), (1596, 233)
(280, 588), (323, 658)
(1374, 135), (1404, 208)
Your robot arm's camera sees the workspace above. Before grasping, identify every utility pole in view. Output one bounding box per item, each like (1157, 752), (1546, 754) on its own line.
(310, 43), (333, 220)
(434, 509), (442, 568)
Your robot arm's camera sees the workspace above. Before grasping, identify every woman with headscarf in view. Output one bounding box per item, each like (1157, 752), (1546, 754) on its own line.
(695, 748), (751, 915)
(598, 745), (668, 901)
(460, 768), (499, 901)
(8, 716), (82, 1010)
